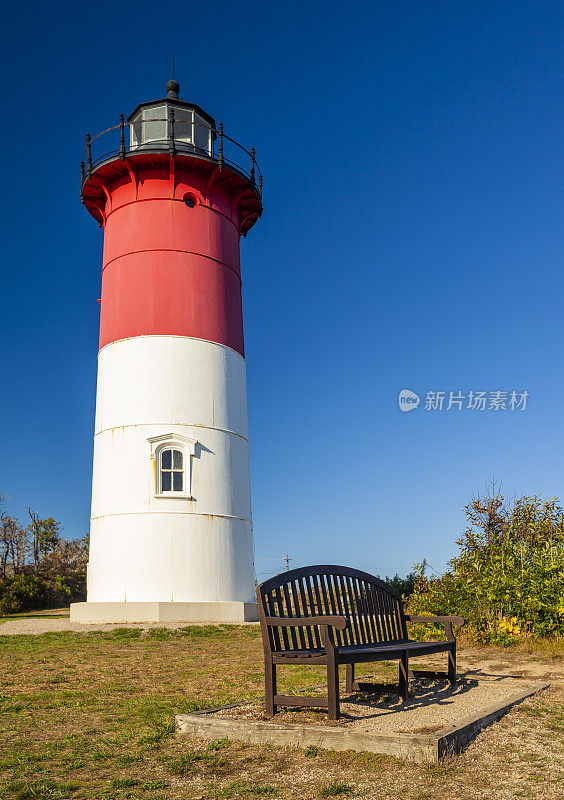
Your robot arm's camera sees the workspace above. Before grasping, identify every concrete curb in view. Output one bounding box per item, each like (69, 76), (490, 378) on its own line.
(175, 681), (549, 764)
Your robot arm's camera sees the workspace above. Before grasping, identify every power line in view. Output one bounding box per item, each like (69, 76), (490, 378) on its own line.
(255, 557), (288, 561)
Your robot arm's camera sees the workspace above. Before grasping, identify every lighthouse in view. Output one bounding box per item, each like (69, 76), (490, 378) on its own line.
(70, 81), (262, 624)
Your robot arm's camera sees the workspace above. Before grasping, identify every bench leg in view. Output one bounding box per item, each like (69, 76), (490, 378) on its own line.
(399, 652), (409, 703)
(265, 661), (277, 718)
(346, 663), (355, 693)
(327, 655), (340, 720)
(448, 645), (456, 685)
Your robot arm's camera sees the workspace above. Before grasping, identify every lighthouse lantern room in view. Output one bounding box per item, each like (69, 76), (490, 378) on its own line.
(70, 81), (262, 624)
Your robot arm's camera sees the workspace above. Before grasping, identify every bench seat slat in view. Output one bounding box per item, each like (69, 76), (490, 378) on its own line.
(272, 639), (451, 660)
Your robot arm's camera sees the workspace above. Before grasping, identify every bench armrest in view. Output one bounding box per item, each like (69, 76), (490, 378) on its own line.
(405, 614), (465, 642)
(264, 615), (347, 631)
(263, 615), (347, 655)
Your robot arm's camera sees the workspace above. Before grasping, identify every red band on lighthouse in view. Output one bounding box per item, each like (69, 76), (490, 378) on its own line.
(98, 167), (245, 356)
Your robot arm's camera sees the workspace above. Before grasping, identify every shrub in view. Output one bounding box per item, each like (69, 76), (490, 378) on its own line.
(0, 572), (86, 615)
(408, 491), (564, 643)
(0, 574), (53, 615)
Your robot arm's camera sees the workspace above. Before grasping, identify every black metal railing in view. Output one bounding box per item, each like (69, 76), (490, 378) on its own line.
(80, 115), (263, 201)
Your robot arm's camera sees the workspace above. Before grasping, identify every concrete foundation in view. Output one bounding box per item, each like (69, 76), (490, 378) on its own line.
(176, 680), (548, 764)
(70, 601), (258, 624)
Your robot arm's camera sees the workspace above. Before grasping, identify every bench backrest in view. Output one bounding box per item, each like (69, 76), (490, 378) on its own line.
(256, 564), (407, 653)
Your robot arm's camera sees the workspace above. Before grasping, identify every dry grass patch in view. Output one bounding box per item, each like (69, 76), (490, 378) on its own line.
(0, 627), (562, 799)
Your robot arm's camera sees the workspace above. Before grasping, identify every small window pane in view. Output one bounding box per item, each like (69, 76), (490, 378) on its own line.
(161, 472), (172, 491)
(143, 106), (165, 120)
(130, 120), (143, 148)
(194, 113), (211, 153)
(175, 107), (193, 144)
(173, 472), (183, 492)
(161, 449), (172, 470)
(143, 105), (167, 143)
(173, 450), (183, 469)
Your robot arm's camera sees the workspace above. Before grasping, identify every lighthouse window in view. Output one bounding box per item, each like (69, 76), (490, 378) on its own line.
(194, 112), (212, 154)
(129, 105), (167, 149)
(142, 105), (167, 144)
(160, 448), (184, 493)
(174, 107), (193, 145)
(149, 434), (197, 499)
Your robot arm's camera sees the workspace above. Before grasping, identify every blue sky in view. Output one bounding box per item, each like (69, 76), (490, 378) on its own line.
(1, 1), (564, 580)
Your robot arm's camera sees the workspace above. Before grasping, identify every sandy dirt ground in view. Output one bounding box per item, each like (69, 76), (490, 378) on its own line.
(214, 674), (547, 733)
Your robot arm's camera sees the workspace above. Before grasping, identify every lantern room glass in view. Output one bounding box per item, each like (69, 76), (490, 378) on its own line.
(129, 104), (212, 155)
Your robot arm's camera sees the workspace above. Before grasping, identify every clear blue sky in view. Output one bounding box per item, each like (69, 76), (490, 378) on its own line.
(1, 1), (563, 581)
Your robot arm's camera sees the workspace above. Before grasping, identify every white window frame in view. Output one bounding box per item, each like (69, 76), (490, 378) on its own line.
(147, 433), (198, 499)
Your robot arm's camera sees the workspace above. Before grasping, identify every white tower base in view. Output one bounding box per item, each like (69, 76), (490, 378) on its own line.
(77, 336), (256, 625)
(70, 601), (258, 624)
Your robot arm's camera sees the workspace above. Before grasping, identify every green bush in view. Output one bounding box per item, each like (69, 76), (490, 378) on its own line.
(408, 492), (564, 643)
(0, 574), (51, 614)
(0, 572), (86, 615)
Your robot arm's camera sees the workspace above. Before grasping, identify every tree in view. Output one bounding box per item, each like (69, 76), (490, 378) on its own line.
(39, 534), (89, 579)
(0, 496), (28, 578)
(26, 508), (62, 565)
(0, 494), (88, 613)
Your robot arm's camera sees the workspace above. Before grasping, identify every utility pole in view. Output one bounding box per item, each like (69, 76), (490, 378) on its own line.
(284, 554), (291, 571)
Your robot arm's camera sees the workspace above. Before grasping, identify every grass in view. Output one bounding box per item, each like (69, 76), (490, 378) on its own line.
(0, 626), (563, 799)
(319, 781), (353, 796)
(0, 607), (70, 620)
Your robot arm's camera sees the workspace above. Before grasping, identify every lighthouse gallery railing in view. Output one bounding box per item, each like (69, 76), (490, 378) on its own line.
(80, 113), (263, 203)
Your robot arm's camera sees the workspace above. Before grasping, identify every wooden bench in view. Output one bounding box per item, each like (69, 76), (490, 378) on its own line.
(256, 564), (465, 720)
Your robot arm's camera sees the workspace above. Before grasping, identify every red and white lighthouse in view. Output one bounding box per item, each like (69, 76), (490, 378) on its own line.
(70, 80), (262, 623)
